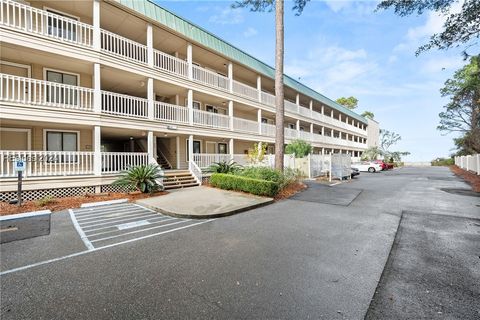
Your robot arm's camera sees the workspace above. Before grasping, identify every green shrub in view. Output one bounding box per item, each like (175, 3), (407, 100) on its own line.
(431, 158), (454, 166)
(210, 173), (279, 197)
(285, 139), (312, 158)
(36, 195), (56, 207)
(209, 160), (242, 174)
(113, 164), (164, 193)
(237, 166), (283, 183)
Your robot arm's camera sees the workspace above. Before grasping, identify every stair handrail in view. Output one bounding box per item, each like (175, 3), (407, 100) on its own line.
(189, 160), (203, 185)
(157, 148), (172, 169)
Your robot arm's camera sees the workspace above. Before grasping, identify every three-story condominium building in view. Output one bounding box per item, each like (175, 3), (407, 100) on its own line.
(0, 0), (378, 201)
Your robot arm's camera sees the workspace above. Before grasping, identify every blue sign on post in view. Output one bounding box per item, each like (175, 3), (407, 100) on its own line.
(14, 160), (26, 172)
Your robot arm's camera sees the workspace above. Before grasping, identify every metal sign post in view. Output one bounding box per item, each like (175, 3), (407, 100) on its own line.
(14, 160), (26, 206)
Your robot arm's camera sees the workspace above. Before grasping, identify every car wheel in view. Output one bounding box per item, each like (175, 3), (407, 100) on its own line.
(368, 167), (376, 173)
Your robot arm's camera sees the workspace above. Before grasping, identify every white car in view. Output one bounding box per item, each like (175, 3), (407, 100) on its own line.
(351, 161), (383, 173)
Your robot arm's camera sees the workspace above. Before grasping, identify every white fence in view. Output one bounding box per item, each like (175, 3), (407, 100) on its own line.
(101, 152), (149, 174)
(192, 154), (231, 169)
(455, 154), (480, 174)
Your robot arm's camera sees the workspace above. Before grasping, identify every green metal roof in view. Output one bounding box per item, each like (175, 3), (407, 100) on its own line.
(115, 0), (368, 124)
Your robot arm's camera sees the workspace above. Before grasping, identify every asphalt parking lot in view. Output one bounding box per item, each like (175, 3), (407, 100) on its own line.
(1, 167), (479, 319)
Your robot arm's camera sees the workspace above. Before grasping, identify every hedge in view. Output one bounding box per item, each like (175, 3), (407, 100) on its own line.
(210, 173), (279, 197)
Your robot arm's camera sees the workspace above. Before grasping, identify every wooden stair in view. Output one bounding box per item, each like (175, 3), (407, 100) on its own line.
(157, 152), (172, 170)
(162, 170), (199, 190)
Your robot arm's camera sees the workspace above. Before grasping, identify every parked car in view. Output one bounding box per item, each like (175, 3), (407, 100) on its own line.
(373, 160), (394, 170)
(351, 162), (383, 173)
(351, 167), (360, 178)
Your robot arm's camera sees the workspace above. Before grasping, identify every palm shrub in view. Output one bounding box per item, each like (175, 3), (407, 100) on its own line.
(209, 160), (242, 174)
(113, 164), (164, 193)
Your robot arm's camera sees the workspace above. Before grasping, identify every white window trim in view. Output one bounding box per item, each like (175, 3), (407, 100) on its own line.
(185, 139), (202, 162)
(0, 127), (32, 150)
(43, 6), (80, 21)
(43, 67), (81, 85)
(43, 129), (80, 151)
(0, 60), (32, 78)
(217, 142), (228, 154)
(205, 104), (226, 114)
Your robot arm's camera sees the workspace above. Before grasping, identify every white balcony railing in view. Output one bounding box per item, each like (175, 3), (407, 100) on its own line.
(193, 109), (230, 129)
(154, 101), (189, 124)
(284, 127), (298, 139)
(153, 49), (189, 78)
(232, 80), (258, 100)
(298, 130), (312, 141)
(0, 74), (94, 111)
(192, 153), (231, 169)
(192, 65), (229, 91)
(261, 91), (276, 107)
(101, 152), (149, 174)
(298, 106), (311, 117)
(101, 91), (148, 118)
(233, 117), (259, 134)
(0, 0), (93, 47)
(261, 123), (276, 137)
(101, 29), (147, 64)
(0, 150), (94, 177)
(284, 100), (298, 113)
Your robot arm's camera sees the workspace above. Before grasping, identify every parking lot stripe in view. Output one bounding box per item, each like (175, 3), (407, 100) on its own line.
(83, 216), (174, 234)
(79, 214), (159, 229)
(68, 209), (94, 251)
(90, 220), (189, 243)
(0, 219), (213, 276)
(78, 212), (153, 225)
(75, 208), (146, 221)
(86, 217), (177, 237)
(74, 204), (134, 215)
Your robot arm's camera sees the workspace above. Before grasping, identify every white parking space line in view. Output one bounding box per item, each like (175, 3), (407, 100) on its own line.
(68, 203), (201, 250)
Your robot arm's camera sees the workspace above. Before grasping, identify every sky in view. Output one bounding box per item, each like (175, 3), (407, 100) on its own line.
(156, 0), (468, 162)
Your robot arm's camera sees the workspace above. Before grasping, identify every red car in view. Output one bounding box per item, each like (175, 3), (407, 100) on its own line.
(373, 160), (394, 170)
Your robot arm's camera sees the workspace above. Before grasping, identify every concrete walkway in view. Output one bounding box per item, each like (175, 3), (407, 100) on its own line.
(136, 186), (274, 219)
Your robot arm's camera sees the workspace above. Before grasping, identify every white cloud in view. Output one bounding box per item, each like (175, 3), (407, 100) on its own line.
(209, 7), (244, 25)
(243, 27), (258, 38)
(421, 56), (464, 74)
(323, 0), (380, 14)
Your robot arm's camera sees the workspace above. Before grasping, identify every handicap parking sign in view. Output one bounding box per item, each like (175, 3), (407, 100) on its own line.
(14, 160), (26, 172)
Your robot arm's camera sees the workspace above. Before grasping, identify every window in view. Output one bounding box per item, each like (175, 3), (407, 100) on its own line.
(186, 140), (201, 161)
(261, 118), (268, 124)
(299, 127), (305, 132)
(192, 101), (201, 110)
(46, 9), (78, 41)
(288, 123), (295, 129)
(218, 143), (227, 154)
(45, 69), (78, 105)
(206, 105), (218, 114)
(46, 130), (78, 162)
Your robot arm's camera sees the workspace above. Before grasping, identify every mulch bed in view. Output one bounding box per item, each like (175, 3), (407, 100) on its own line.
(274, 182), (307, 201)
(450, 165), (480, 193)
(0, 191), (168, 216)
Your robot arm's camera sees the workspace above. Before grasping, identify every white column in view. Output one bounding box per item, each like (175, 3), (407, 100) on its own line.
(175, 94), (180, 106)
(93, 126), (101, 176)
(229, 138), (234, 158)
(339, 114), (342, 122)
(188, 135), (193, 163)
(295, 93), (300, 113)
(256, 75), (262, 102)
(147, 78), (154, 120)
(257, 108), (262, 135)
(346, 133), (349, 141)
(310, 123), (313, 134)
(228, 101), (234, 131)
(187, 43), (193, 80)
(93, 63), (101, 113)
(322, 148), (325, 155)
(346, 116), (349, 125)
(187, 89), (193, 125)
(147, 130), (154, 159)
(93, 0), (100, 50)
(227, 62), (233, 93)
(296, 119), (300, 131)
(321, 105), (325, 115)
(176, 136), (180, 169)
(321, 126), (325, 135)
(309, 100), (313, 117)
(147, 23), (153, 68)
(331, 110), (334, 117)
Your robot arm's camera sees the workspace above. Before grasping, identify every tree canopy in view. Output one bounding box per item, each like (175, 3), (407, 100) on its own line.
(377, 0), (480, 56)
(232, 0), (310, 15)
(438, 56), (480, 154)
(361, 111), (375, 119)
(336, 96), (358, 110)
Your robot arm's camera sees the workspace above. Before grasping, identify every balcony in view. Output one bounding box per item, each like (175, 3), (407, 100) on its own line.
(0, 0), (367, 137)
(0, 150), (149, 178)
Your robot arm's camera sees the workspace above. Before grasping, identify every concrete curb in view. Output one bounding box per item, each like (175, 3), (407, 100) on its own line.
(80, 199), (128, 208)
(0, 209), (51, 221)
(136, 198), (275, 220)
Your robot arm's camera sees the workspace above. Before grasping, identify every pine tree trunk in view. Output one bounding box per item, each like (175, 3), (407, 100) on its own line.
(274, 0), (285, 171)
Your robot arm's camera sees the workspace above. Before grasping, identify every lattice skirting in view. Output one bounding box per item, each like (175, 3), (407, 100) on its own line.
(0, 186), (96, 203)
(0, 184), (137, 203)
(100, 184), (136, 193)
